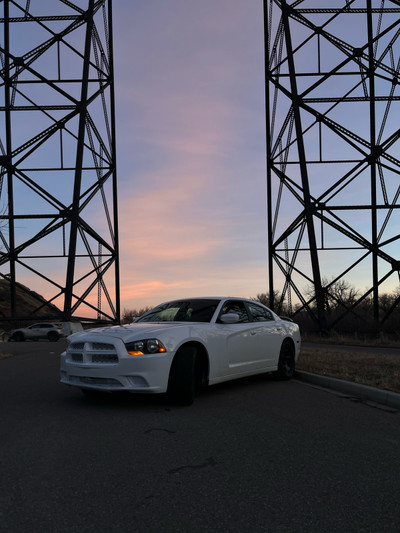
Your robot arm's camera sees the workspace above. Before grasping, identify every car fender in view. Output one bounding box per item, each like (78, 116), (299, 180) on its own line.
(168, 332), (212, 377)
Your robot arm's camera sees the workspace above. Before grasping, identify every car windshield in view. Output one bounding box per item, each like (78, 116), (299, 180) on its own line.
(136, 299), (220, 323)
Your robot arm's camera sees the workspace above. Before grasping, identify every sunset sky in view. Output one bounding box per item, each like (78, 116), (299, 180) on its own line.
(3, 0), (400, 321)
(113, 0), (268, 310)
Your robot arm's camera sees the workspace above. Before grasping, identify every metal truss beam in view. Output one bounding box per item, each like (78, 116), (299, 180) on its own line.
(264, 0), (400, 332)
(0, 0), (119, 324)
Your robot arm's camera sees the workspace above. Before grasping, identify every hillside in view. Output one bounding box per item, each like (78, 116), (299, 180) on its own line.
(0, 278), (62, 327)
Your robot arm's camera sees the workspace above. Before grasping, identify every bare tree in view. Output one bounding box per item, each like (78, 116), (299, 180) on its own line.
(304, 277), (359, 313)
(121, 307), (151, 324)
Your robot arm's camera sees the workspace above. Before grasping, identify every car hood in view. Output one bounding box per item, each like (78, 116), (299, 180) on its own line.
(68, 322), (196, 342)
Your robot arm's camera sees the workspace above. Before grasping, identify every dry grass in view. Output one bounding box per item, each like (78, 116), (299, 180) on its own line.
(297, 347), (400, 394)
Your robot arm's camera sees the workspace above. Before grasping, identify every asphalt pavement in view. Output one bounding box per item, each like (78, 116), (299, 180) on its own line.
(1, 341), (399, 533)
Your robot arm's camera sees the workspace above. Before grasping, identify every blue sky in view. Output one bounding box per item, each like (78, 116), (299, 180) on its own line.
(113, 0), (268, 309)
(3, 1), (400, 319)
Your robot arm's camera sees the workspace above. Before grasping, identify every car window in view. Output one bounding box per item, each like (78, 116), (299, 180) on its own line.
(137, 299), (220, 323)
(247, 303), (274, 322)
(218, 301), (250, 323)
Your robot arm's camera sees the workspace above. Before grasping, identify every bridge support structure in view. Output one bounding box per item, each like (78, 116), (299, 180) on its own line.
(0, 0), (119, 324)
(264, 0), (400, 332)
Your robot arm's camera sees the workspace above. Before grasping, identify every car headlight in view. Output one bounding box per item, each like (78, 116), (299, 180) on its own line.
(125, 339), (167, 356)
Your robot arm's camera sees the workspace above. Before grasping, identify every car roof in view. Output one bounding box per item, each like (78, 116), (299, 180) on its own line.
(153, 297), (267, 306)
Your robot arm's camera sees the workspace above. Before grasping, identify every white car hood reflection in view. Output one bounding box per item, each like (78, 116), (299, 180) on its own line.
(69, 322), (197, 342)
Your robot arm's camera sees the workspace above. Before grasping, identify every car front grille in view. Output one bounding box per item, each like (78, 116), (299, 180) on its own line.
(67, 341), (119, 365)
(91, 342), (114, 350)
(70, 353), (83, 363)
(67, 375), (121, 388)
(70, 342), (84, 350)
(91, 353), (119, 363)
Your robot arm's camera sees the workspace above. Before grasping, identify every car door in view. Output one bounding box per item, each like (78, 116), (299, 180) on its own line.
(217, 300), (267, 376)
(28, 324), (43, 339)
(245, 302), (284, 368)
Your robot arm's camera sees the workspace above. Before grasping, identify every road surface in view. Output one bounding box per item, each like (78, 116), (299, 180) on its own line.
(1, 342), (399, 532)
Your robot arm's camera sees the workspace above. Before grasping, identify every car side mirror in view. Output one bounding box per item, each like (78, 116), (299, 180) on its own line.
(220, 313), (240, 324)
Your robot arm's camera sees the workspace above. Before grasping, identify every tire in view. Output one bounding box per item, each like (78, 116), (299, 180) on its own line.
(47, 331), (59, 342)
(168, 345), (197, 406)
(275, 341), (295, 380)
(12, 331), (25, 342)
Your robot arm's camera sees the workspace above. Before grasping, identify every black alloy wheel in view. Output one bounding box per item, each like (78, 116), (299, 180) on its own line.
(276, 340), (295, 380)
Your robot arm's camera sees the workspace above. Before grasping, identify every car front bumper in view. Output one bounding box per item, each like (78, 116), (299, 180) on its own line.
(60, 336), (174, 393)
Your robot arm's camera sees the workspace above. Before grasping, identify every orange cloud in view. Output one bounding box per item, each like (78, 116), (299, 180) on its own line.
(119, 264), (269, 312)
(112, 0), (268, 311)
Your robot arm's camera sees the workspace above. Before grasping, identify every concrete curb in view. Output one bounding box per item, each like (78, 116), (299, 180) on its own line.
(296, 370), (400, 410)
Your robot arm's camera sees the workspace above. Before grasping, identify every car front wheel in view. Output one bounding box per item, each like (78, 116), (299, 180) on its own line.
(275, 340), (295, 380)
(168, 345), (197, 406)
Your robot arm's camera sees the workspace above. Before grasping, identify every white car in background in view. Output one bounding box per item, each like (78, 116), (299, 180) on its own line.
(10, 322), (64, 342)
(60, 297), (301, 405)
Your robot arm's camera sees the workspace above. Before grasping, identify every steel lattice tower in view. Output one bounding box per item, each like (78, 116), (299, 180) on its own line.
(0, 0), (119, 324)
(265, 0), (400, 332)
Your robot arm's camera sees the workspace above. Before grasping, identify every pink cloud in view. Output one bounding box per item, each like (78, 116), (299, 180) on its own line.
(112, 0), (268, 311)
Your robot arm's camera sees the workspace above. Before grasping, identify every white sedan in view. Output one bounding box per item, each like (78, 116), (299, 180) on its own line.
(60, 297), (301, 405)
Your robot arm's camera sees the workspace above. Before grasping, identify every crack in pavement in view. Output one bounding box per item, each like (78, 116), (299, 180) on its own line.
(168, 456), (216, 474)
